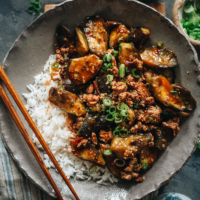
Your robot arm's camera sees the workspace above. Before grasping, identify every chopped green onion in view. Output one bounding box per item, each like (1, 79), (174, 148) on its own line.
(103, 97), (112, 107)
(114, 113), (123, 123)
(119, 64), (125, 78)
(109, 106), (116, 114)
(118, 37), (124, 43)
(51, 62), (59, 69)
(126, 67), (130, 73)
(27, 4), (36, 14)
(142, 160), (149, 170)
(120, 110), (128, 117)
(33, 0), (41, 5)
(38, 12), (43, 17)
(70, 99), (76, 108)
(89, 165), (97, 174)
(107, 54), (112, 62)
(119, 43), (122, 51)
(131, 69), (140, 78)
(103, 54), (107, 61)
(106, 113), (115, 121)
(107, 74), (113, 83)
(118, 103), (129, 112)
(170, 90), (178, 94)
(197, 140), (200, 149)
(157, 41), (164, 48)
(103, 150), (112, 156)
(34, 3), (42, 11)
(113, 126), (121, 136)
(114, 50), (118, 57)
(119, 129), (129, 137)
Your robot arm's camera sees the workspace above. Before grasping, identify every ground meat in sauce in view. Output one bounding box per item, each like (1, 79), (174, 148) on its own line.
(51, 17), (195, 183)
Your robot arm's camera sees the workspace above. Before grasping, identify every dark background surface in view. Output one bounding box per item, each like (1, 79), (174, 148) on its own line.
(0, 0), (200, 199)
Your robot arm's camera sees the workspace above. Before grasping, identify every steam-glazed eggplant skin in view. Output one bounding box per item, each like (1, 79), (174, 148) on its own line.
(140, 146), (158, 166)
(110, 134), (152, 159)
(67, 54), (103, 85)
(49, 87), (86, 116)
(72, 144), (106, 166)
(146, 76), (185, 110)
(131, 27), (150, 49)
(105, 21), (121, 30)
(140, 47), (178, 68)
(55, 25), (75, 48)
(78, 114), (107, 136)
(172, 84), (196, 114)
(109, 24), (130, 48)
(84, 17), (108, 57)
(96, 70), (110, 93)
(156, 68), (175, 83)
(118, 43), (141, 64)
(75, 26), (89, 56)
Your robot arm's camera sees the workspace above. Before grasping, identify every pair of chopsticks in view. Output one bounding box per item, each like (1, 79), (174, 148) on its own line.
(0, 65), (80, 200)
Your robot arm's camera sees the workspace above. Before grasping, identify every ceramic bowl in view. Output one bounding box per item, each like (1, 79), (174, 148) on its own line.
(172, 0), (200, 48)
(0, 0), (199, 200)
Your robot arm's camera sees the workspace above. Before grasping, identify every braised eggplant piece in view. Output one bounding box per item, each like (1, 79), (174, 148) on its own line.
(84, 17), (108, 57)
(71, 144), (106, 166)
(78, 114), (107, 136)
(111, 134), (152, 159)
(140, 47), (178, 68)
(146, 76), (185, 110)
(118, 43), (141, 64)
(75, 26), (89, 56)
(109, 24), (130, 49)
(172, 84), (196, 116)
(62, 78), (89, 93)
(49, 87), (86, 116)
(131, 27), (150, 50)
(67, 54), (103, 85)
(140, 146), (158, 167)
(155, 68), (175, 83)
(55, 25), (75, 48)
(106, 21), (121, 30)
(96, 70), (109, 93)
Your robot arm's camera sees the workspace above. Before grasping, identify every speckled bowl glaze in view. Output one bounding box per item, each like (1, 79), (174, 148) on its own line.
(172, 0), (200, 48)
(0, 0), (200, 199)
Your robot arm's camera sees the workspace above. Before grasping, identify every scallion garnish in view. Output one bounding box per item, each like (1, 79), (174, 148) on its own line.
(126, 67), (130, 73)
(106, 113), (115, 121)
(118, 37), (124, 43)
(131, 69), (140, 79)
(89, 165), (97, 174)
(156, 41), (164, 48)
(103, 150), (112, 156)
(142, 160), (149, 170)
(119, 64), (125, 78)
(109, 106), (117, 114)
(107, 74), (113, 83)
(170, 90), (178, 94)
(119, 129), (129, 137)
(197, 140), (200, 149)
(113, 50), (118, 57)
(51, 62), (59, 69)
(114, 113), (123, 123)
(103, 97), (112, 107)
(107, 54), (112, 62)
(119, 43), (122, 51)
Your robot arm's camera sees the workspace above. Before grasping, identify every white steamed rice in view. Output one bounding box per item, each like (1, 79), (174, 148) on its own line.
(23, 55), (118, 185)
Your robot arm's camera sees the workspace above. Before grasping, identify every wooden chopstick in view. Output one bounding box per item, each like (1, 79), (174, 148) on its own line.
(0, 83), (64, 200)
(0, 65), (80, 200)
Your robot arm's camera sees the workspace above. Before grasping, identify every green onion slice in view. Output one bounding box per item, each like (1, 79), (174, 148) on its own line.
(27, 4), (36, 14)
(118, 37), (124, 43)
(170, 90), (178, 94)
(119, 43), (122, 51)
(197, 140), (200, 149)
(132, 69), (140, 78)
(89, 165), (97, 174)
(103, 97), (112, 107)
(107, 74), (113, 83)
(106, 113), (115, 121)
(114, 50), (118, 57)
(119, 129), (129, 137)
(120, 110), (128, 117)
(107, 54), (112, 62)
(126, 67), (130, 73)
(51, 62), (59, 69)
(156, 41), (164, 48)
(119, 64), (125, 78)
(109, 106), (116, 114)
(142, 160), (149, 170)
(103, 150), (112, 156)
(103, 54), (107, 62)
(114, 113), (123, 123)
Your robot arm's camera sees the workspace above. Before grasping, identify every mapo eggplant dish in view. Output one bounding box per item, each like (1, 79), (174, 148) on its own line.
(48, 16), (196, 182)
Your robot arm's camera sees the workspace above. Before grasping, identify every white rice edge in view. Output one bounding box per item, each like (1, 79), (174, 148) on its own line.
(23, 54), (118, 186)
